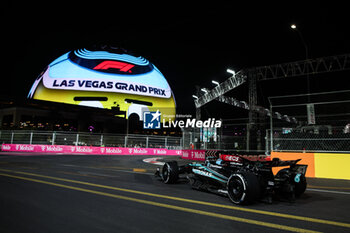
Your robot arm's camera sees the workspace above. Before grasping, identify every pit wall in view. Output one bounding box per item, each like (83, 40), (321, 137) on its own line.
(1, 144), (182, 156)
(271, 152), (350, 180)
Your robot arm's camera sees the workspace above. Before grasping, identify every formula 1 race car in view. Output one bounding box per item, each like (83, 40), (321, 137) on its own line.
(155, 151), (307, 205)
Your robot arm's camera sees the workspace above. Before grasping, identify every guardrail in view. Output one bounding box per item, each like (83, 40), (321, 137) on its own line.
(0, 130), (182, 150)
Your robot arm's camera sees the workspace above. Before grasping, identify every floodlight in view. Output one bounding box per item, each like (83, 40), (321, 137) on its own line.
(226, 69), (236, 75)
(211, 80), (220, 86)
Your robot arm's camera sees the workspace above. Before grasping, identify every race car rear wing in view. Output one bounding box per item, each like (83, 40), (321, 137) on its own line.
(205, 150), (308, 175)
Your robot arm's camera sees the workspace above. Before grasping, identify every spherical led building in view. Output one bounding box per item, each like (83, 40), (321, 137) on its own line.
(28, 46), (176, 121)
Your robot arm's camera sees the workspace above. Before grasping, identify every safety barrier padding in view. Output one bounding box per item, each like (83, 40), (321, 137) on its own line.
(270, 152), (315, 178)
(271, 152), (350, 180)
(314, 153), (350, 180)
(181, 149), (206, 161)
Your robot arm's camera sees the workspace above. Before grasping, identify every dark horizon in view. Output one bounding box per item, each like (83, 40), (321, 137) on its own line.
(3, 2), (350, 116)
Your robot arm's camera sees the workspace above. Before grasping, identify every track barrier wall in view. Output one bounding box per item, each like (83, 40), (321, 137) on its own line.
(271, 151), (350, 180)
(271, 152), (315, 178)
(1, 144), (182, 156)
(314, 153), (350, 180)
(181, 149), (206, 161)
(2, 144), (349, 180)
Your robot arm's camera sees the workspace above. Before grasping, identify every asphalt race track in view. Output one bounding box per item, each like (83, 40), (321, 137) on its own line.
(1, 153), (350, 233)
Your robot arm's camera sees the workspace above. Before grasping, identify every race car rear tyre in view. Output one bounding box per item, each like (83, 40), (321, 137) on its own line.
(227, 172), (261, 205)
(294, 174), (307, 197)
(162, 161), (179, 184)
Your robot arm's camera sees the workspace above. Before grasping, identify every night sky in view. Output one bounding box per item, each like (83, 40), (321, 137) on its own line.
(3, 2), (350, 117)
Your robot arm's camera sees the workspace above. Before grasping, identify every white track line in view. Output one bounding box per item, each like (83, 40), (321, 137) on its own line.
(307, 188), (350, 195)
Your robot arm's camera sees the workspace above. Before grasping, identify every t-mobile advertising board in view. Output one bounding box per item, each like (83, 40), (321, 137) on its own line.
(181, 149), (206, 161)
(1, 144), (182, 156)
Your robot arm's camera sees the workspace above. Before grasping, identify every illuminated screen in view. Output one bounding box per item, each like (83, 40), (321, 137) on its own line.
(28, 48), (176, 121)
(200, 127), (217, 142)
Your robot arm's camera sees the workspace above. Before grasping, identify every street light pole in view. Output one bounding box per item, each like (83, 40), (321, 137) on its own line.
(291, 24), (310, 101)
(291, 24), (309, 59)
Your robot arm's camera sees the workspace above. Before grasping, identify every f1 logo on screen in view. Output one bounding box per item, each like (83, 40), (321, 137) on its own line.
(143, 110), (161, 129)
(93, 61), (135, 73)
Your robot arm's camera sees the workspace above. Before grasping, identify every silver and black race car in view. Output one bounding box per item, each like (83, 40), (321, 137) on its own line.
(155, 151), (307, 205)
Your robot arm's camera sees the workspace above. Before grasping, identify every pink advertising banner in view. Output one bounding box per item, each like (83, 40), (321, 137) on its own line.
(1, 144), (182, 156)
(181, 149), (206, 161)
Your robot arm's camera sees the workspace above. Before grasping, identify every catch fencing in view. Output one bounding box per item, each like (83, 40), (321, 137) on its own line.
(269, 126), (350, 153)
(268, 91), (350, 153)
(0, 130), (182, 150)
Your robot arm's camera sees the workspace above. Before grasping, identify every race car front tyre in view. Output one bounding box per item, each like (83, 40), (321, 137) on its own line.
(227, 172), (261, 205)
(162, 161), (179, 184)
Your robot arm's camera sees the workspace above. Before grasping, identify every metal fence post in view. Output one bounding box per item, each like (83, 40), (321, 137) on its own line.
(29, 132), (33, 145)
(189, 132), (192, 146)
(146, 136), (149, 148)
(124, 136), (128, 147)
(217, 135), (221, 150)
(182, 133), (185, 149)
(265, 129), (269, 155)
(270, 104), (273, 153)
(52, 132), (56, 145)
(165, 137), (167, 148)
(10, 131), (14, 144)
(100, 134), (104, 146)
(75, 133), (79, 146)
